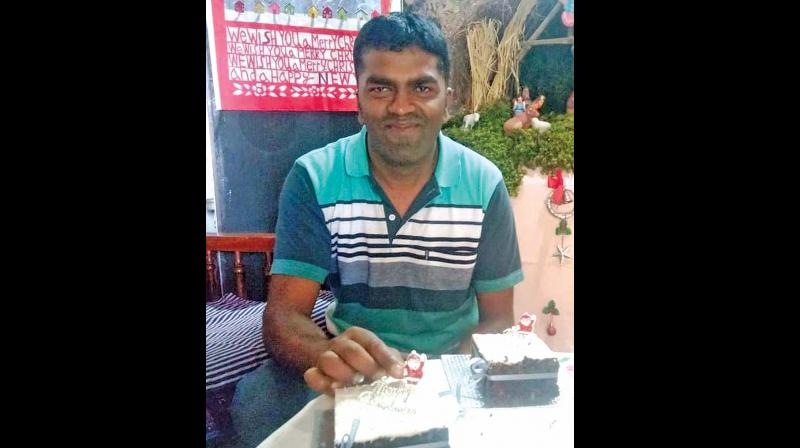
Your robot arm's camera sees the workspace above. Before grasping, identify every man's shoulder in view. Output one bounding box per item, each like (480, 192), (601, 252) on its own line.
(296, 132), (359, 173)
(293, 131), (360, 191)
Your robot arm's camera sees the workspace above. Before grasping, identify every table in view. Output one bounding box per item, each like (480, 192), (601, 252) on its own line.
(257, 353), (574, 448)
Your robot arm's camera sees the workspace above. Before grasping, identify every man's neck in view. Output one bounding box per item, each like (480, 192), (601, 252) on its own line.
(367, 137), (439, 218)
(368, 141), (439, 192)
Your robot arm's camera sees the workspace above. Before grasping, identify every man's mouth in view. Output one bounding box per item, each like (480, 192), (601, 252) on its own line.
(385, 122), (420, 129)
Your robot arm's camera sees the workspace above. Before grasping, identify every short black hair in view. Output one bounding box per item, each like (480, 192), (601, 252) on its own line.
(353, 12), (450, 83)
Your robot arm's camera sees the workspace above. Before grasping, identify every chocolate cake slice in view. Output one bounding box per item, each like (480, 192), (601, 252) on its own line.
(471, 333), (560, 407)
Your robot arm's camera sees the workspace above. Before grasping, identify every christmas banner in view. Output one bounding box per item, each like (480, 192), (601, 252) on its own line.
(208, 0), (391, 111)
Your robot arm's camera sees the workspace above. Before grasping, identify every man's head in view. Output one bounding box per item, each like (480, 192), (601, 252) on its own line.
(354, 12), (450, 85)
(352, 13), (453, 167)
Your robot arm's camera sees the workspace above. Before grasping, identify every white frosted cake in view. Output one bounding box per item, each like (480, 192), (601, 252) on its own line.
(471, 333), (556, 364)
(334, 377), (450, 447)
(471, 333), (560, 407)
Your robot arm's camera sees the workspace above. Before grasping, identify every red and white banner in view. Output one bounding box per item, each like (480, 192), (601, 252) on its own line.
(207, 0), (391, 111)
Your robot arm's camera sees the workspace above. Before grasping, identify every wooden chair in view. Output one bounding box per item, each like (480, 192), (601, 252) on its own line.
(205, 232), (334, 444)
(206, 232), (275, 302)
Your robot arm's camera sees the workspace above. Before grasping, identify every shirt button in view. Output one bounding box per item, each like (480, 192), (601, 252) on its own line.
(388, 214), (396, 221)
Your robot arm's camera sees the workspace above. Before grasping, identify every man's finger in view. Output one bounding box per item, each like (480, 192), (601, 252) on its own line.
(329, 337), (386, 379)
(317, 349), (357, 382)
(304, 367), (335, 396)
(346, 328), (405, 378)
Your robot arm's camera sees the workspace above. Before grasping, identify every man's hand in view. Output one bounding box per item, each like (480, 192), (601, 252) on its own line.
(303, 326), (405, 396)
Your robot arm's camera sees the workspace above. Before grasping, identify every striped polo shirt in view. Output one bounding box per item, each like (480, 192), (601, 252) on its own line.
(272, 126), (523, 354)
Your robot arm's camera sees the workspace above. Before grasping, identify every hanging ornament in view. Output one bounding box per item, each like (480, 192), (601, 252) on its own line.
(561, 0), (574, 28)
(546, 169), (574, 229)
(556, 219), (571, 236)
(545, 168), (574, 266)
(308, 4), (319, 27)
(264, 1), (278, 23)
(552, 244), (573, 265)
(284, 2), (295, 24)
(322, 4), (332, 27)
(356, 8), (369, 29)
(542, 300), (560, 336)
(547, 168), (565, 205)
(234, 0), (245, 14)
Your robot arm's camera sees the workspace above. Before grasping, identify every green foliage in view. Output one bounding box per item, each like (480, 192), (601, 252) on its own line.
(542, 299), (560, 316)
(443, 100), (574, 196)
(530, 112), (574, 175)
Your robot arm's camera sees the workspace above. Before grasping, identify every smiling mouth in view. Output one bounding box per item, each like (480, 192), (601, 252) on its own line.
(386, 123), (420, 130)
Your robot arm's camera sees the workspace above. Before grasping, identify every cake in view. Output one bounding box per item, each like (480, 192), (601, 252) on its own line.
(471, 332), (560, 407)
(334, 376), (450, 447)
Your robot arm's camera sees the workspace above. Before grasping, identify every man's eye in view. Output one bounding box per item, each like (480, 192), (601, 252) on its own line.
(416, 85), (432, 93)
(369, 86), (391, 93)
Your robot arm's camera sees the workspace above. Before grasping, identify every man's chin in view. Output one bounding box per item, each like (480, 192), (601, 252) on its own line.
(374, 131), (420, 149)
(384, 126), (423, 142)
(385, 135), (419, 147)
(379, 146), (428, 168)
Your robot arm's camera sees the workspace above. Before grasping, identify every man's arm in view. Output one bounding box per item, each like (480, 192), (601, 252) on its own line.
(459, 178), (524, 353)
(263, 275), (405, 396)
(456, 287), (515, 353)
(262, 274), (328, 374)
(267, 162), (405, 395)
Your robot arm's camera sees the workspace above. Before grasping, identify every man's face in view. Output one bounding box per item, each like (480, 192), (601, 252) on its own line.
(357, 46), (451, 167)
(521, 316), (531, 326)
(408, 358), (421, 370)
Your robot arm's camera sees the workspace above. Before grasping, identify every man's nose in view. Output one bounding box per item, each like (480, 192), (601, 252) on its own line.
(387, 88), (414, 116)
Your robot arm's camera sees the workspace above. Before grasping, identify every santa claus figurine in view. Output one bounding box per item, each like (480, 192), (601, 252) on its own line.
(517, 312), (536, 333)
(404, 350), (427, 384)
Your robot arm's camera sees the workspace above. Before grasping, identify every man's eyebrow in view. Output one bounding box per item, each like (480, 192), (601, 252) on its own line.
(364, 76), (394, 86)
(409, 75), (438, 85)
(363, 75), (440, 86)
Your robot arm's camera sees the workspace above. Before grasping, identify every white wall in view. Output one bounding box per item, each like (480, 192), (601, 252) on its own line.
(510, 170), (574, 353)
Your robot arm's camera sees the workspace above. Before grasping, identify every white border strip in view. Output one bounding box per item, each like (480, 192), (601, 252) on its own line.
(206, 0), (222, 110)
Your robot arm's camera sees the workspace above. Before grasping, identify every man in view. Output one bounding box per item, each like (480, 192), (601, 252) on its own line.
(231, 12), (523, 446)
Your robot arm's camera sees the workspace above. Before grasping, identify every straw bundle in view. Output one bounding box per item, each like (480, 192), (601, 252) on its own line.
(487, 0), (538, 102)
(466, 19), (499, 112)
